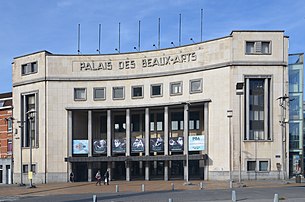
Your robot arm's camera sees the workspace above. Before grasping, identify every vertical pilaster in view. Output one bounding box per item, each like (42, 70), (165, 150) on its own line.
(88, 110), (92, 157)
(183, 104), (189, 181)
(164, 106), (169, 181)
(126, 109), (131, 181)
(145, 108), (150, 180)
(107, 110), (111, 157)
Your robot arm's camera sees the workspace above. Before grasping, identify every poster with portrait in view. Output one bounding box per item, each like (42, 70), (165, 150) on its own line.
(131, 138), (145, 153)
(73, 140), (89, 154)
(112, 138), (126, 153)
(93, 139), (107, 154)
(189, 135), (205, 151)
(150, 137), (164, 152)
(169, 136), (184, 152)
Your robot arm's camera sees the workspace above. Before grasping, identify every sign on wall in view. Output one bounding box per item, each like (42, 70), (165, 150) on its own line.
(188, 135), (205, 151)
(169, 136), (184, 152)
(131, 138), (145, 153)
(112, 138), (126, 153)
(73, 140), (89, 154)
(93, 139), (107, 154)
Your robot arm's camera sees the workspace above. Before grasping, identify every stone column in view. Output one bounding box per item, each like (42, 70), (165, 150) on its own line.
(88, 110), (92, 157)
(183, 104), (189, 181)
(126, 109), (131, 181)
(88, 163), (92, 182)
(164, 106), (169, 181)
(107, 110), (111, 157)
(145, 108), (150, 180)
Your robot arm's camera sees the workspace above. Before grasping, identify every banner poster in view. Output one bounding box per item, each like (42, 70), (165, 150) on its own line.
(188, 135), (205, 151)
(73, 140), (89, 154)
(131, 138), (145, 153)
(93, 139), (107, 154)
(112, 138), (126, 153)
(150, 137), (164, 152)
(169, 136), (184, 152)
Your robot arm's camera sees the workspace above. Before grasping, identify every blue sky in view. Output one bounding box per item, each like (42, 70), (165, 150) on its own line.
(1, 0), (305, 93)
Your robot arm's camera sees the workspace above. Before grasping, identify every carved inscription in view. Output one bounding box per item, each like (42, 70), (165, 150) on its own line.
(79, 52), (197, 71)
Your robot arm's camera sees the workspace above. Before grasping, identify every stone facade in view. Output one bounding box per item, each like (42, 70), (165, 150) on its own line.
(12, 31), (289, 183)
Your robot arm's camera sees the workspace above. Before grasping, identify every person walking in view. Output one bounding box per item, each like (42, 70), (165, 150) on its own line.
(69, 172), (74, 182)
(95, 170), (102, 186)
(104, 169), (110, 185)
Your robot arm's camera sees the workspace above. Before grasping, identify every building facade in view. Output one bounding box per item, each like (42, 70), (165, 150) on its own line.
(12, 31), (289, 183)
(288, 53), (304, 177)
(0, 92), (13, 184)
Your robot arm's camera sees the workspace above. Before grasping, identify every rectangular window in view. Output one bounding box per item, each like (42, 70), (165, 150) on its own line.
(259, 161), (268, 171)
(23, 165), (28, 173)
(151, 84), (162, 97)
(245, 41), (271, 54)
(21, 93), (39, 148)
(132, 86), (143, 99)
(171, 112), (184, 131)
(21, 62), (38, 75)
(170, 81), (182, 95)
(247, 161), (256, 171)
(7, 118), (13, 133)
(74, 88), (86, 101)
(93, 88), (106, 100)
(7, 139), (12, 154)
(189, 111), (200, 130)
(113, 87), (124, 100)
(190, 79), (203, 94)
(245, 77), (271, 141)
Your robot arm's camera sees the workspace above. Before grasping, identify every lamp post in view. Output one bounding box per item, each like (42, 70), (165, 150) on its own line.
(227, 109), (233, 187)
(17, 120), (26, 186)
(26, 109), (36, 188)
(236, 82), (244, 185)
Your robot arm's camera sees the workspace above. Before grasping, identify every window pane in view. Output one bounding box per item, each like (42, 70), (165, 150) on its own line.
(261, 42), (270, 54)
(246, 42), (254, 54)
(94, 88), (105, 100)
(247, 161), (256, 171)
(113, 87), (124, 99)
(190, 80), (202, 93)
(152, 85), (161, 96)
(74, 88), (86, 100)
(259, 161), (268, 171)
(171, 82), (182, 95)
(132, 86), (143, 98)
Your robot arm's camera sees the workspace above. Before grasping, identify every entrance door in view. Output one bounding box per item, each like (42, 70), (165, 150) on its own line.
(149, 161), (164, 180)
(170, 160), (183, 179)
(113, 162), (126, 180)
(74, 163), (88, 182)
(189, 160), (203, 180)
(131, 161), (145, 180)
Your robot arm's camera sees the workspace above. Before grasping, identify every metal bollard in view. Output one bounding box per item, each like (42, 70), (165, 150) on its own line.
(93, 195), (97, 202)
(171, 183), (174, 191)
(168, 198), (173, 202)
(199, 182), (203, 190)
(141, 184), (145, 192)
(232, 190), (236, 202)
(274, 194), (279, 202)
(116, 184), (119, 192)
(230, 180), (233, 189)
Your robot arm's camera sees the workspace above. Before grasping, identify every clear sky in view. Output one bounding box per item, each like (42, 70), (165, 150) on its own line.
(0, 0), (305, 93)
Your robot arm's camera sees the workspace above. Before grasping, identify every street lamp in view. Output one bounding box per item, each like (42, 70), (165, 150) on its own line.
(17, 120), (26, 186)
(26, 109), (36, 188)
(227, 109), (233, 188)
(236, 82), (244, 185)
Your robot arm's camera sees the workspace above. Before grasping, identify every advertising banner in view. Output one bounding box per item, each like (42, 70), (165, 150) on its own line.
(150, 137), (164, 152)
(169, 136), (184, 152)
(112, 138), (126, 153)
(131, 138), (145, 152)
(73, 140), (89, 154)
(93, 139), (107, 154)
(189, 135), (205, 151)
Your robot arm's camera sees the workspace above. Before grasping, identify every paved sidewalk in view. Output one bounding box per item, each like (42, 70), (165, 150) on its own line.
(0, 179), (304, 197)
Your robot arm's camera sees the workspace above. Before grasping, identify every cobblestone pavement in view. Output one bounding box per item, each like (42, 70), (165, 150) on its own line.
(0, 179), (304, 197)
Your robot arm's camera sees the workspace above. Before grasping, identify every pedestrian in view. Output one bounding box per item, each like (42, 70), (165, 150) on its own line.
(69, 172), (74, 182)
(95, 170), (102, 186)
(104, 169), (110, 185)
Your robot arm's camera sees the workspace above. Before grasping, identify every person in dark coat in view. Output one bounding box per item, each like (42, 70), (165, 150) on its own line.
(104, 169), (110, 185)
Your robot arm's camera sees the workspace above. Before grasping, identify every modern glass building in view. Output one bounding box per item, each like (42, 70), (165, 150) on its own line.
(288, 53), (304, 177)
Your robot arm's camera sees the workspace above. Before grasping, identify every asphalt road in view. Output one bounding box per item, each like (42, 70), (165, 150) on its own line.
(2, 185), (304, 202)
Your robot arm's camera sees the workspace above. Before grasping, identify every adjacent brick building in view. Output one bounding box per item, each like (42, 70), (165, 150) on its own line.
(0, 92), (13, 184)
